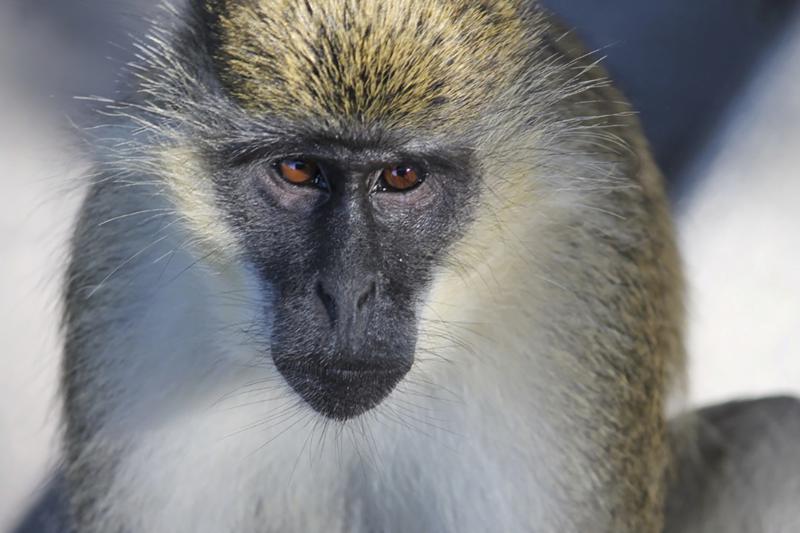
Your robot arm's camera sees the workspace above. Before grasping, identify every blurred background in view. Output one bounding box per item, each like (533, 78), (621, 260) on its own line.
(1, 0), (799, 530)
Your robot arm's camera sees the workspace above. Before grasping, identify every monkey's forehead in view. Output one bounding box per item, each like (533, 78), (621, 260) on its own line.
(212, 0), (534, 131)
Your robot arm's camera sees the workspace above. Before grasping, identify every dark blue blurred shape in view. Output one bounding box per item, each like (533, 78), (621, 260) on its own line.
(541, 0), (799, 183)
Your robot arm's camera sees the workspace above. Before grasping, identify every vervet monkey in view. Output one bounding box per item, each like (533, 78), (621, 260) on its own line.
(14, 1), (800, 532)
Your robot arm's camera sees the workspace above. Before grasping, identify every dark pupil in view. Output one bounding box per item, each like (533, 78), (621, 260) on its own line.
(395, 167), (409, 176)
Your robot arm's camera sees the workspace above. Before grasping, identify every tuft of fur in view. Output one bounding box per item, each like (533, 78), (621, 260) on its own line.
(56, 1), (684, 532)
(213, 0), (534, 130)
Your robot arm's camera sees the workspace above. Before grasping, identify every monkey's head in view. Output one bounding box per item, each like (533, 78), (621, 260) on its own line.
(137, 0), (589, 420)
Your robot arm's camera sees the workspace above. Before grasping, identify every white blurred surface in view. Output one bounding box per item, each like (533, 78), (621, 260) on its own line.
(0, 92), (78, 531)
(0, 78), (85, 532)
(679, 12), (800, 405)
(0, 7), (799, 533)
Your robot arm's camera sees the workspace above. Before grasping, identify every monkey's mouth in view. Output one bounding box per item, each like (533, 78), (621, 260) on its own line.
(274, 357), (411, 420)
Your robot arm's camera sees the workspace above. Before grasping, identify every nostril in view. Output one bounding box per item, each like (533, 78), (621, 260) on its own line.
(315, 281), (337, 325)
(356, 279), (377, 312)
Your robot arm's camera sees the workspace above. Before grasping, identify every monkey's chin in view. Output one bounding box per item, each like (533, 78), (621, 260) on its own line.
(274, 360), (411, 420)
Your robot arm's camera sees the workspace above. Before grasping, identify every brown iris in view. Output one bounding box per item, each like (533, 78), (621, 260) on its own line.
(277, 159), (320, 185)
(382, 165), (421, 191)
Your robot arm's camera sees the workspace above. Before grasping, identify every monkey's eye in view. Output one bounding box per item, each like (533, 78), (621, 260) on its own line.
(377, 165), (424, 192)
(275, 159), (326, 189)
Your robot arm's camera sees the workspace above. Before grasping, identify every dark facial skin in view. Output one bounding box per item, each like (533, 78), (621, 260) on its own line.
(207, 132), (479, 420)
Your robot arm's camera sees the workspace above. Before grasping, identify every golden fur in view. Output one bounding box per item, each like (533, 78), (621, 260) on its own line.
(214, 0), (537, 130)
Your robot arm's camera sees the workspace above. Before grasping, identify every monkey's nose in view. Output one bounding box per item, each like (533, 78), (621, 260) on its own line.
(314, 276), (378, 334)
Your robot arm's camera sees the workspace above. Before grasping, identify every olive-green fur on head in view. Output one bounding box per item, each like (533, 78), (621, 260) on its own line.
(208, 0), (537, 131)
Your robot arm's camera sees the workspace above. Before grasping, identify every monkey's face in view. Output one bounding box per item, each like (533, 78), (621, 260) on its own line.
(167, 0), (535, 419)
(210, 141), (479, 420)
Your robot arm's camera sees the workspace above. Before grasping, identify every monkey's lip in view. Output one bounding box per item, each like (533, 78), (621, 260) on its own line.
(274, 357), (411, 420)
(312, 362), (408, 379)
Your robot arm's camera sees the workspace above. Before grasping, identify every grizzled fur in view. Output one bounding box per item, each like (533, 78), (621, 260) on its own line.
(44, 1), (691, 532)
(212, 0), (534, 128)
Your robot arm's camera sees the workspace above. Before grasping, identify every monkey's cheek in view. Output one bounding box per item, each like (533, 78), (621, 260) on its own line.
(274, 361), (410, 420)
